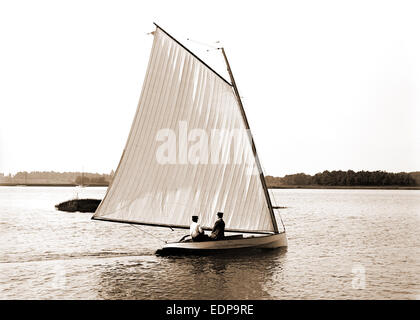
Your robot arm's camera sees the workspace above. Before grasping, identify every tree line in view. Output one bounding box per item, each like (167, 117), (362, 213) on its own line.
(0, 171), (114, 185)
(2, 169), (419, 187)
(266, 170), (420, 187)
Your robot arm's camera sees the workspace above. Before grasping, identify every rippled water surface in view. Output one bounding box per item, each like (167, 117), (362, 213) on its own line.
(0, 186), (419, 299)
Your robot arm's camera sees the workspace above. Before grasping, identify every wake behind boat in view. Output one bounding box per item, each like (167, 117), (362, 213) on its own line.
(92, 23), (288, 254)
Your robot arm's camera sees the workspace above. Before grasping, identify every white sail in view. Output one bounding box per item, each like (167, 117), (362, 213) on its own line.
(93, 26), (276, 234)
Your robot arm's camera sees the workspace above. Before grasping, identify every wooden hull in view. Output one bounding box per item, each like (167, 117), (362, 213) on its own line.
(157, 232), (287, 255)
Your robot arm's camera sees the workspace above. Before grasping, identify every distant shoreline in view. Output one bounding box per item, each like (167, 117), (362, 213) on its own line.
(268, 185), (420, 190)
(0, 183), (419, 190)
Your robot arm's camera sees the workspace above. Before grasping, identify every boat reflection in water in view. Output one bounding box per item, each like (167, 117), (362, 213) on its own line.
(96, 248), (287, 300)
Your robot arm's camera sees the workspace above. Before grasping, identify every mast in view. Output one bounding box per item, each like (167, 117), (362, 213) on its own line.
(220, 48), (279, 233)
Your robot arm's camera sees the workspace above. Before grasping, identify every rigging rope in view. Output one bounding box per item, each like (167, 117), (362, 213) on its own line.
(129, 224), (168, 244)
(267, 180), (287, 232)
(259, 158), (287, 233)
(270, 188), (287, 232)
(186, 38), (220, 49)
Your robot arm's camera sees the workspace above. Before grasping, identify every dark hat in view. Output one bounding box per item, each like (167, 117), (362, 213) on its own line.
(192, 215), (199, 222)
(217, 211), (224, 218)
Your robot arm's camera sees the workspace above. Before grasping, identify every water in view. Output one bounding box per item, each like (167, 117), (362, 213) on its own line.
(0, 186), (419, 299)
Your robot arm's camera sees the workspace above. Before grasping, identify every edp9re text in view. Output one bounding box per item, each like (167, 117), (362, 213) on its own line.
(210, 304), (254, 315)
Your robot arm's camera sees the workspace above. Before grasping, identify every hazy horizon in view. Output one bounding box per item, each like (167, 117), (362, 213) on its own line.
(1, 168), (419, 177)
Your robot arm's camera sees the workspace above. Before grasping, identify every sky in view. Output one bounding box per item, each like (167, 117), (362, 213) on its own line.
(0, 0), (419, 176)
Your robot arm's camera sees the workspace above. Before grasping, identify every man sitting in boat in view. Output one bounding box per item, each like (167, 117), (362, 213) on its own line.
(210, 212), (225, 240)
(190, 215), (207, 242)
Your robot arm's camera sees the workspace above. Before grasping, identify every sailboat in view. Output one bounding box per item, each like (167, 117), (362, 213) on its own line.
(92, 23), (287, 254)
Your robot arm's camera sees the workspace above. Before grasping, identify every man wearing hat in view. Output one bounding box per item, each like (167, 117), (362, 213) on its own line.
(210, 212), (225, 240)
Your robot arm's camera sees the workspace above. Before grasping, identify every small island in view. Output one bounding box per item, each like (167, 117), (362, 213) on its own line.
(55, 199), (101, 213)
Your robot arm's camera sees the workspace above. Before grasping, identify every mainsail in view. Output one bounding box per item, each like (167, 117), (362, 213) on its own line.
(93, 25), (278, 234)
